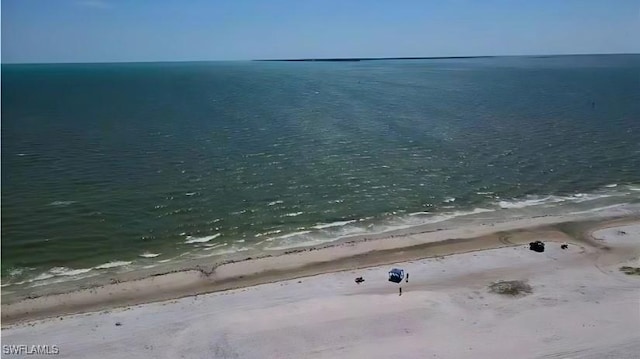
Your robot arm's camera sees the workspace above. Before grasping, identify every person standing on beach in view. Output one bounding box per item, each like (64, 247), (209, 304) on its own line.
(406, 273), (409, 283)
(399, 287), (402, 296)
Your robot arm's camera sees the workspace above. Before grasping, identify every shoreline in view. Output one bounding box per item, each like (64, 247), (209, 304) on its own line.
(2, 214), (638, 326)
(2, 190), (638, 300)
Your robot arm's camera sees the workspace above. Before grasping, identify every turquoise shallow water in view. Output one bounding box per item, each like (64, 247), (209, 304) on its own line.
(2, 55), (640, 290)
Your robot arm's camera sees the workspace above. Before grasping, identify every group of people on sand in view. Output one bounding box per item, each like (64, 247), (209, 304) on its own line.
(354, 271), (409, 296)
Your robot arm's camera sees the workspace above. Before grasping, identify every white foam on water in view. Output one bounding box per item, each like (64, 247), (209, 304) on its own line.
(255, 229), (282, 237)
(94, 261), (132, 270)
(496, 191), (621, 210)
(8, 268), (30, 277)
(1, 276), (34, 287)
(158, 259), (172, 263)
(268, 200), (284, 206)
(8, 267), (97, 287)
(498, 196), (562, 209)
(185, 192), (197, 196)
(5, 278), (37, 286)
(262, 207), (498, 252)
(184, 233), (221, 244)
(408, 211), (431, 216)
(443, 197), (456, 203)
(348, 208), (496, 236)
(139, 252), (161, 258)
(274, 230), (312, 240)
(411, 208), (494, 225)
(49, 267), (93, 276)
(312, 220), (357, 230)
(605, 183), (618, 188)
(32, 273), (55, 281)
(331, 225), (370, 238)
(48, 201), (76, 207)
(571, 193), (614, 203)
(29, 273), (98, 288)
(263, 226), (370, 250)
(282, 212), (304, 217)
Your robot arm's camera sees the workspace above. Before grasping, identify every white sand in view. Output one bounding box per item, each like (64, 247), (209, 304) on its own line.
(592, 223), (640, 246)
(3, 224), (639, 359)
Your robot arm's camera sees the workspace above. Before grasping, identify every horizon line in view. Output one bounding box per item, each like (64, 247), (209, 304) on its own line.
(2, 52), (638, 66)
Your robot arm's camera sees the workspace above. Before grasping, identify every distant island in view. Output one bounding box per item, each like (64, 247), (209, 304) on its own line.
(253, 54), (633, 62)
(254, 56), (495, 62)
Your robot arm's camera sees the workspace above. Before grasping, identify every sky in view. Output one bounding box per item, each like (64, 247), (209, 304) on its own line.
(2, 0), (639, 63)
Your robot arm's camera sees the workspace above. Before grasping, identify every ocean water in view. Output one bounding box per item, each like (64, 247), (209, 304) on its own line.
(2, 55), (640, 292)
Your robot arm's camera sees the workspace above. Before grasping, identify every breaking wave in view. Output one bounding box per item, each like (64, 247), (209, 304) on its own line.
(94, 261), (132, 269)
(184, 233), (221, 244)
(312, 220), (357, 230)
(139, 252), (161, 258)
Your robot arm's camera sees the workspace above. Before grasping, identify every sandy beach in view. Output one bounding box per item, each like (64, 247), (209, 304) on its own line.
(2, 217), (639, 358)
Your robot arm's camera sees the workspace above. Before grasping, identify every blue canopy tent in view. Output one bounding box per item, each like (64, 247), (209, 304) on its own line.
(388, 268), (404, 283)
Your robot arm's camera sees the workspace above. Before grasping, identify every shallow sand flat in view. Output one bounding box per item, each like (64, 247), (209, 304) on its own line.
(3, 225), (639, 358)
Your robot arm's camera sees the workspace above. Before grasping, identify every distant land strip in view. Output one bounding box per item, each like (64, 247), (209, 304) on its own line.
(253, 53), (638, 62)
(254, 56), (496, 62)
